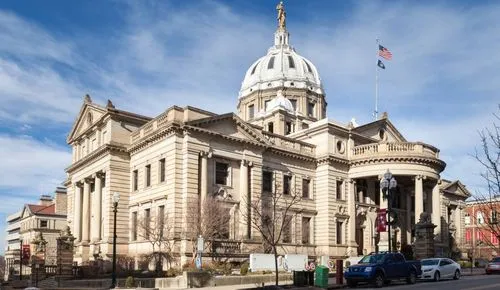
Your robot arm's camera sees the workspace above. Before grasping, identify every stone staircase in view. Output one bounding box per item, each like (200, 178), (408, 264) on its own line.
(36, 276), (58, 289)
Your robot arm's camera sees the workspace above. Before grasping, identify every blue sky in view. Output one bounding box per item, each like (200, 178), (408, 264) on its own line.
(0, 0), (498, 253)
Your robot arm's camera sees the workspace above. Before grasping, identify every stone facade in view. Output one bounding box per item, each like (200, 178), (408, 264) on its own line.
(64, 2), (470, 267)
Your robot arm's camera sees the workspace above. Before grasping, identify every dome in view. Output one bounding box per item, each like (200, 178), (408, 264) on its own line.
(266, 89), (295, 113)
(238, 27), (324, 99)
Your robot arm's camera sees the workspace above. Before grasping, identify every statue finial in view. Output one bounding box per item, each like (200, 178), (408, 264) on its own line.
(106, 99), (115, 109)
(84, 94), (92, 103)
(276, 1), (286, 30)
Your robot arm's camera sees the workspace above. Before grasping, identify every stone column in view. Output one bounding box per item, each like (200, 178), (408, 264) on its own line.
(454, 206), (462, 245)
(432, 180), (441, 241)
(347, 179), (358, 256)
(199, 151), (211, 206)
(406, 193), (412, 244)
(81, 177), (92, 243)
(239, 160), (251, 239)
(414, 175), (424, 219)
(91, 172), (104, 242)
(74, 182), (83, 242)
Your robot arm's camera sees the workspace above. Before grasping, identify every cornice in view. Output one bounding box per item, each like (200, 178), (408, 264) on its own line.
(66, 143), (127, 174)
(317, 155), (349, 166)
(349, 156), (446, 171)
(128, 124), (182, 154)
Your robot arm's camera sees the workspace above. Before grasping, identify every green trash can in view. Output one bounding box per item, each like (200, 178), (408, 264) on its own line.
(315, 265), (329, 288)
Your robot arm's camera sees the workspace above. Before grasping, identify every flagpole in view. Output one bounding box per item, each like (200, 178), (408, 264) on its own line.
(374, 38), (379, 121)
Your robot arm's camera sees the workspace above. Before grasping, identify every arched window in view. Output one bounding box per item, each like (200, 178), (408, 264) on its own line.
(268, 56), (275, 69)
(251, 63), (258, 75)
(303, 60), (312, 72)
(288, 55), (295, 68)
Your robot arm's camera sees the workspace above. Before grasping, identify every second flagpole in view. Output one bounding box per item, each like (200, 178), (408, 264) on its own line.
(374, 38), (379, 121)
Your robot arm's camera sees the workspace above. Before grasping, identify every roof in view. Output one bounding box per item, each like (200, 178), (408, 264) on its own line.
(27, 204), (55, 215)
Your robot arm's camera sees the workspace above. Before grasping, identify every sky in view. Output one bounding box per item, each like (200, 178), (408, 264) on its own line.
(0, 0), (498, 253)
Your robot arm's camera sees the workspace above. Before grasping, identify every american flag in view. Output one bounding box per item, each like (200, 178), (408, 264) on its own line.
(378, 44), (393, 60)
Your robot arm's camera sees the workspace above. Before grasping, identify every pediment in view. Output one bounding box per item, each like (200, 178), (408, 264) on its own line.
(67, 102), (107, 143)
(441, 180), (471, 198)
(21, 205), (31, 219)
(353, 118), (406, 142)
(187, 113), (271, 146)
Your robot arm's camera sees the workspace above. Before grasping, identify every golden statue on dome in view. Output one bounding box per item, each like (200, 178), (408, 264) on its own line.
(276, 1), (286, 30)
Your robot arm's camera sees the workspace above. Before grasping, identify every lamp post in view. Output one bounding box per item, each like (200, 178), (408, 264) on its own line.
(380, 169), (397, 252)
(19, 239), (23, 280)
(111, 192), (120, 288)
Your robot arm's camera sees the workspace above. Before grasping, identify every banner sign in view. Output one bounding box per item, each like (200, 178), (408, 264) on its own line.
(376, 209), (388, 233)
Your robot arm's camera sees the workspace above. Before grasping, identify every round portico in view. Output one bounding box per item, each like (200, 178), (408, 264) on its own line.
(346, 141), (446, 254)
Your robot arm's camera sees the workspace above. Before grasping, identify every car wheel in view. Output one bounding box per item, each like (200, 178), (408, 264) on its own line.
(453, 270), (460, 280)
(406, 271), (417, 284)
(373, 273), (384, 288)
(434, 271), (440, 282)
(347, 280), (358, 288)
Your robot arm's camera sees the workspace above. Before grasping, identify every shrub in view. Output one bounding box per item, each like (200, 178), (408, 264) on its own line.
(166, 267), (182, 277)
(125, 276), (135, 288)
(240, 262), (249, 276)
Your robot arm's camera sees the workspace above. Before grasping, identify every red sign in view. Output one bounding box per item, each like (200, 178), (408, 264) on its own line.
(376, 209), (387, 233)
(22, 245), (31, 262)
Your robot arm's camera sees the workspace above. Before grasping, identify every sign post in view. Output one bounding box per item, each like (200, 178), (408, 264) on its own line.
(196, 235), (204, 270)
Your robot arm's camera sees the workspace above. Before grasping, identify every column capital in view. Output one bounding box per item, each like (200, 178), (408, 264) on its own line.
(199, 150), (212, 158)
(84, 177), (94, 184)
(75, 181), (84, 187)
(413, 175), (426, 181)
(347, 178), (356, 184)
(240, 159), (252, 167)
(96, 171), (106, 179)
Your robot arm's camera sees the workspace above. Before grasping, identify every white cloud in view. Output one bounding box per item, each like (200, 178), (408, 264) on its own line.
(0, 135), (70, 207)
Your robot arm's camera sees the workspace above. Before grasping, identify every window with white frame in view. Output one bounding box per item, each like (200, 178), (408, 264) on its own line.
(215, 161), (231, 186)
(477, 211), (484, 224)
(302, 217), (311, 244)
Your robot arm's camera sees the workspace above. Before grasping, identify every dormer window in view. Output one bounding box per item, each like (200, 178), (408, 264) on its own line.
(268, 56), (275, 69)
(288, 56), (295, 68)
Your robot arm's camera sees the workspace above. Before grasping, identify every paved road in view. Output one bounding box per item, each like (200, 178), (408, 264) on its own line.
(349, 274), (500, 290)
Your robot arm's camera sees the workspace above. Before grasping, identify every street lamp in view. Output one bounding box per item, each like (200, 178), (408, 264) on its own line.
(380, 169), (398, 252)
(111, 192), (120, 288)
(19, 239), (23, 280)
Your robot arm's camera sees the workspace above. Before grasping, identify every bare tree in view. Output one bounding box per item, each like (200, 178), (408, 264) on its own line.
(0, 255), (5, 281)
(472, 104), (500, 254)
(137, 209), (175, 273)
(244, 177), (303, 286)
(186, 195), (231, 263)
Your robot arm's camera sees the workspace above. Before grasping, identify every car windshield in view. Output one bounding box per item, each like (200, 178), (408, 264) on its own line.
(492, 257), (500, 263)
(421, 259), (439, 266)
(359, 254), (385, 264)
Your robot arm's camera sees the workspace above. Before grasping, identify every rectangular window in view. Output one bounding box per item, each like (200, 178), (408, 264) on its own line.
(263, 171), (273, 192)
(40, 220), (48, 228)
(492, 233), (499, 245)
(144, 209), (151, 239)
(283, 215), (292, 243)
(336, 221), (343, 244)
(336, 180), (343, 200)
(159, 158), (166, 183)
(285, 121), (292, 135)
(268, 122), (274, 133)
(302, 217), (311, 244)
(265, 100), (270, 110)
(248, 104), (255, 119)
(302, 178), (310, 199)
(215, 162), (229, 185)
(145, 165), (151, 187)
(132, 212), (137, 241)
(290, 99), (297, 111)
(158, 205), (165, 238)
(283, 175), (292, 195)
(465, 214), (471, 225)
(133, 170), (138, 191)
(307, 102), (315, 117)
(288, 55), (295, 68)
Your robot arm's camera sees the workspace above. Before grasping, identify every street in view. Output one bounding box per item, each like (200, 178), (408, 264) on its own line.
(348, 275), (500, 290)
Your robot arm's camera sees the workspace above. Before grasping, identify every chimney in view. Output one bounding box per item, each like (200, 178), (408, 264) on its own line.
(39, 194), (53, 206)
(54, 186), (68, 215)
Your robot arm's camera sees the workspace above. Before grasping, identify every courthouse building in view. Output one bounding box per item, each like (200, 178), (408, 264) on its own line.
(64, 2), (469, 266)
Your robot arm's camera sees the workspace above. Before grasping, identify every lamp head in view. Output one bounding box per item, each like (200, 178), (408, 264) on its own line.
(389, 177), (397, 189)
(383, 169), (392, 181)
(113, 192), (120, 203)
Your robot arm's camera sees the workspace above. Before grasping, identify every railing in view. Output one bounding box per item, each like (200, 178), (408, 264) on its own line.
(265, 134), (315, 155)
(352, 142), (439, 159)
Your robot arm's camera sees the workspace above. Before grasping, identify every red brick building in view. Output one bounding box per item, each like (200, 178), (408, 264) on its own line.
(464, 196), (500, 260)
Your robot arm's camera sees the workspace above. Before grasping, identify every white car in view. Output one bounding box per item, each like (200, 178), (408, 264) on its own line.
(420, 258), (461, 281)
